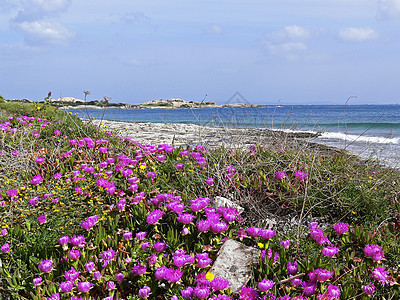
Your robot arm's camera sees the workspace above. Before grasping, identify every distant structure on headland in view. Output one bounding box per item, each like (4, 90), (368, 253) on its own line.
(6, 97), (261, 109)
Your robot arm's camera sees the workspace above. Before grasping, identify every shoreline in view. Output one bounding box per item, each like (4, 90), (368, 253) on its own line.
(86, 119), (347, 157)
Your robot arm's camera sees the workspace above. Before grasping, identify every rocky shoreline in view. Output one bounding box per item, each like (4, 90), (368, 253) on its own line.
(87, 119), (345, 157)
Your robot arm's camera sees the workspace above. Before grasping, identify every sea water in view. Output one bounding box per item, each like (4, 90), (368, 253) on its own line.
(69, 105), (400, 168)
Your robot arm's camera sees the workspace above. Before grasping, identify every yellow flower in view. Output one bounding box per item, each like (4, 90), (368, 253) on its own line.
(205, 272), (215, 281)
(258, 242), (264, 249)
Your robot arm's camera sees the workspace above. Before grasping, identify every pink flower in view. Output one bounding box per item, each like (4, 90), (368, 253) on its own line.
(194, 286), (210, 299)
(280, 239), (291, 249)
(364, 244), (385, 261)
(333, 222), (349, 235)
(275, 171), (286, 180)
(64, 267), (80, 281)
(372, 267), (388, 285)
(31, 175), (43, 185)
(178, 213), (196, 224)
(146, 209), (165, 225)
(211, 221), (228, 234)
(29, 197), (39, 207)
(260, 228), (276, 240)
(362, 283), (375, 295)
(247, 227), (261, 237)
(239, 286), (258, 300)
(36, 157), (45, 164)
(68, 249), (81, 260)
(37, 215), (46, 224)
(153, 242), (168, 252)
(287, 261), (298, 275)
(138, 286), (151, 298)
(33, 276), (42, 287)
(1, 243), (10, 253)
(211, 277), (230, 291)
(60, 281), (73, 293)
(294, 170), (307, 181)
(206, 177), (214, 186)
(78, 281), (92, 293)
(258, 279), (274, 292)
(38, 259), (53, 273)
(322, 246), (339, 257)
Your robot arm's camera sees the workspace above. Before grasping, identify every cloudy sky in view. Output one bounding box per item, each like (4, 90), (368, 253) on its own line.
(1, 0), (400, 104)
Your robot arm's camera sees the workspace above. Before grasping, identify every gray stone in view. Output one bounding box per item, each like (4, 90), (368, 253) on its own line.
(210, 239), (260, 293)
(213, 196), (244, 214)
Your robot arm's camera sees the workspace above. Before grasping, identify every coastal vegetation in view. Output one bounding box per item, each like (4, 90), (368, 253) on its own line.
(0, 101), (399, 299)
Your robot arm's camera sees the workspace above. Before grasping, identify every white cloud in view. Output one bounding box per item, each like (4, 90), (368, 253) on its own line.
(271, 25), (312, 42)
(378, 0), (400, 19)
(338, 27), (378, 42)
(12, 0), (72, 21)
(13, 20), (75, 45)
(204, 24), (224, 35)
(263, 25), (312, 59)
(266, 41), (307, 56)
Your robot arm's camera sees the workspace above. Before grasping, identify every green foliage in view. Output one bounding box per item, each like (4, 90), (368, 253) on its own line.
(0, 104), (399, 298)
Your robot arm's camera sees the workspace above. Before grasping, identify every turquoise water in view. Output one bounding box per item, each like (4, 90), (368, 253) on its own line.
(69, 105), (400, 167)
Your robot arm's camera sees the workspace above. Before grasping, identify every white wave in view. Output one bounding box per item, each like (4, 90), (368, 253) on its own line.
(319, 132), (399, 145)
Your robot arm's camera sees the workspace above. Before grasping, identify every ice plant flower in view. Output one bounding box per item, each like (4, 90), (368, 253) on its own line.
(178, 213), (196, 225)
(211, 277), (230, 291)
(138, 286), (151, 298)
(239, 286), (259, 300)
(33, 276), (42, 287)
(38, 259), (53, 273)
(211, 221), (228, 234)
(64, 267), (80, 281)
(146, 209), (165, 225)
(36, 157), (45, 164)
(107, 281), (116, 290)
(37, 215), (46, 224)
(280, 239), (291, 249)
(85, 261), (95, 272)
(333, 222), (349, 235)
(287, 261), (298, 275)
(181, 287), (194, 299)
(193, 286), (210, 299)
(30, 174), (43, 185)
(364, 244), (385, 261)
(60, 281), (73, 293)
(78, 281), (92, 293)
(372, 266), (388, 285)
(275, 171), (286, 180)
(294, 170), (307, 181)
(68, 249), (81, 260)
(260, 228), (276, 240)
(1, 243), (10, 253)
(70, 235), (86, 248)
(316, 269), (333, 282)
(206, 177), (214, 186)
(153, 242), (168, 252)
(136, 231), (147, 240)
(258, 279), (274, 292)
(321, 246), (339, 258)
(326, 284), (341, 298)
(247, 227), (261, 237)
(362, 283), (375, 295)
(116, 273), (124, 282)
(81, 215), (99, 231)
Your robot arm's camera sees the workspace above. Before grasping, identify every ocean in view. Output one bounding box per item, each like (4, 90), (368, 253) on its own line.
(69, 105), (400, 169)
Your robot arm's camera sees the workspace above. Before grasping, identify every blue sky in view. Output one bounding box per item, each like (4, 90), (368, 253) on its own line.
(1, 0), (400, 105)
